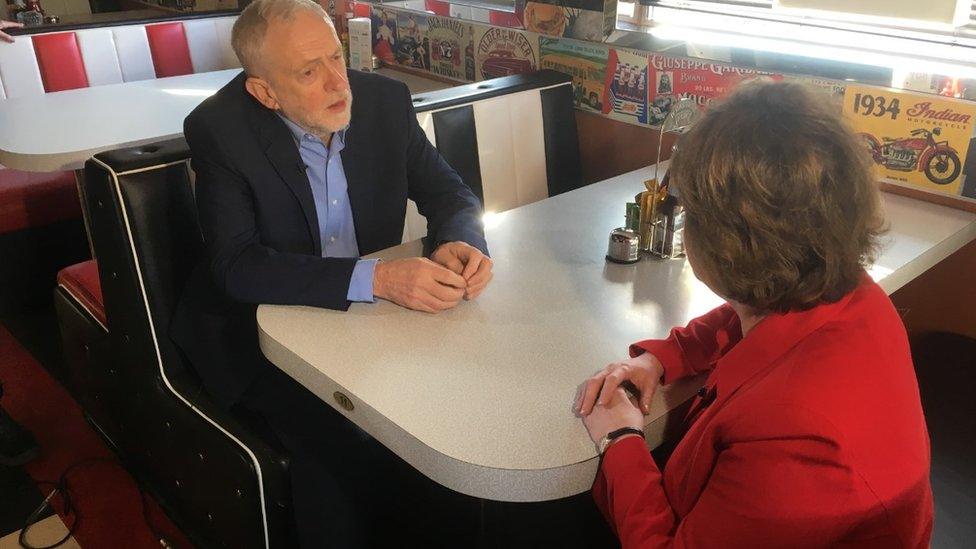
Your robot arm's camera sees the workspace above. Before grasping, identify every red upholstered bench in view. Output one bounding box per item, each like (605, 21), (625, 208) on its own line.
(54, 259), (108, 413)
(0, 169), (80, 235)
(56, 259), (105, 330)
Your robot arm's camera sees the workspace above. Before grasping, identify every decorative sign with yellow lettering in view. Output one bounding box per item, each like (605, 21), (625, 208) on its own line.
(843, 85), (976, 196)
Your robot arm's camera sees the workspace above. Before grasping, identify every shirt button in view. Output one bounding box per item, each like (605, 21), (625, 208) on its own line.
(332, 199), (338, 205)
(330, 236), (336, 243)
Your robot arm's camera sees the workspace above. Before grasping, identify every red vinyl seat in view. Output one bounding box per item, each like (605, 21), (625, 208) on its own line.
(56, 260), (105, 329)
(0, 169), (80, 235)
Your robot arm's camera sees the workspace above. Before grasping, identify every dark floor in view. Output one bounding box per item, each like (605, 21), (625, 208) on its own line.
(912, 331), (976, 549)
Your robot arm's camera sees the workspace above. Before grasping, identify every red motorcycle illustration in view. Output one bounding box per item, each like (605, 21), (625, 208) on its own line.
(860, 127), (962, 185)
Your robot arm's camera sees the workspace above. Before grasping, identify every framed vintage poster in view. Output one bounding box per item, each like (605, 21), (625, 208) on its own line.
(539, 37), (609, 114)
(427, 16), (473, 82)
(843, 85), (976, 199)
(474, 27), (541, 81)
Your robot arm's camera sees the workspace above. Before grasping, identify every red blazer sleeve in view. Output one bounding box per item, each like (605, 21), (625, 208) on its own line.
(593, 405), (860, 548)
(629, 304), (741, 384)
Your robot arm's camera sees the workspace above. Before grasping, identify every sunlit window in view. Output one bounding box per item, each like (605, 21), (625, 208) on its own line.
(622, 0), (976, 41)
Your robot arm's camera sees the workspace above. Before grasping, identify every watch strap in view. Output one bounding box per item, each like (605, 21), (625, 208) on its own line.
(599, 427), (644, 455)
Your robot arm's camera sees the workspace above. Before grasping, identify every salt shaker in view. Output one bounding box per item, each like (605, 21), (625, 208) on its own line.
(606, 203), (641, 264)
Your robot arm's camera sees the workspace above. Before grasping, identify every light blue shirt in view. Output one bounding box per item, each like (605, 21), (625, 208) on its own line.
(278, 114), (377, 303)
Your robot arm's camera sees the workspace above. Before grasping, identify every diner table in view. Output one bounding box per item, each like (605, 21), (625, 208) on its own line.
(257, 161), (976, 503)
(0, 69), (239, 172)
(0, 67), (450, 172)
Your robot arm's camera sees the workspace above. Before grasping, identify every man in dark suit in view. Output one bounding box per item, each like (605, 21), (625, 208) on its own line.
(171, 0), (492, 545)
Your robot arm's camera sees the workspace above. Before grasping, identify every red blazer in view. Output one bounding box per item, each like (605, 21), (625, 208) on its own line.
(593, 276), (933, 548)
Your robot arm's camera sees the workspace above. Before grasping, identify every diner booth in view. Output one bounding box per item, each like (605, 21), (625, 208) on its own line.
(0, 0), (974, 547)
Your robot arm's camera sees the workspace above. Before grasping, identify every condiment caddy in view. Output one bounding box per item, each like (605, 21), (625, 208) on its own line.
(607, 97), (699, 264)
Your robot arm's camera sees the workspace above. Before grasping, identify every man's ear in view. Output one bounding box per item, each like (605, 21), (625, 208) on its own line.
(245, 76), (279, 110)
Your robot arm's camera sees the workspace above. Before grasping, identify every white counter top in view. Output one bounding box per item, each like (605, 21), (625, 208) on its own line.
(0, 67), (450, 173)
(0, 69), (239, 172)
(257, 164), (976, 502)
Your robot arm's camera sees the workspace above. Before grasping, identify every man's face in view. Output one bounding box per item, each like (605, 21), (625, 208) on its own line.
(256, 11), (352, 137)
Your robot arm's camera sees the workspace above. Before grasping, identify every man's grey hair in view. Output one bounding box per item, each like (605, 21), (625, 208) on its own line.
(232, 0), (333, 75)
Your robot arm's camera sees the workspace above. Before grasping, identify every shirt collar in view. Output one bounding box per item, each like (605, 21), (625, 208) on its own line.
(275, 112), (347, 151)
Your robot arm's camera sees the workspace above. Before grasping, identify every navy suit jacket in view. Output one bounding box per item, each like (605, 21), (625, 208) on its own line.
(171, 69), (487, 407)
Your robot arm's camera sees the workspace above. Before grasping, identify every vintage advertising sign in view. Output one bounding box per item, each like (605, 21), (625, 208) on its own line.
(539, 37), (609, 114)
(523, 2), (604, 41)
(474, 27), (539, 81)
(843, 85), (976, 197)
(604, 48), (649, 125)
(395, 12), (430, 71)
(647, 55), (779, 126)
(371, 7), (398, 64)
(427, 16), (472, 81)
(783, 74), (847, 98)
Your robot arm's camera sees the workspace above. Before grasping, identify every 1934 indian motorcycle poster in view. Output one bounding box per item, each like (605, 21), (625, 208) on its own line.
(844, 84), (976, 198)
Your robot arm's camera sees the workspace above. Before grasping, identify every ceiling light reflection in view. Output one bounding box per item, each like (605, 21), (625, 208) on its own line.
(162, 88), (215, 97)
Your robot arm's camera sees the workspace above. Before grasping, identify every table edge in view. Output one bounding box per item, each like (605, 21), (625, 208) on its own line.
(258, 317), (701, 501)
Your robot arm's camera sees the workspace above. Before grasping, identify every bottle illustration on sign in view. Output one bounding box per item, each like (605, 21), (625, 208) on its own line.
(860, 127), (962, 185)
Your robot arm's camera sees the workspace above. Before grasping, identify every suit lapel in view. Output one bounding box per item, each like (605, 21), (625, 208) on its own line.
(249, 100), (323, 256)
(341, 74), (379, 254)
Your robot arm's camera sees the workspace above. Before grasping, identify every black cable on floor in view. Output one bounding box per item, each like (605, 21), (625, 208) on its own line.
(18, 457), (174, 549)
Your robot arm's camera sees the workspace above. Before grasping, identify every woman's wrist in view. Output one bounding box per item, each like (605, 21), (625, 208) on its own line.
(634, 351), (666, 383)
(598, 427), (644, 455)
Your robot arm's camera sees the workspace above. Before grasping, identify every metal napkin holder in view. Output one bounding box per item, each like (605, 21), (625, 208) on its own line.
(647, 98), (700, 259)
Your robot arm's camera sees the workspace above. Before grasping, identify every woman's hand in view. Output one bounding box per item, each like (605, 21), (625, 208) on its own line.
(582, 388), (644, 446)
(576, 352), (664, 416)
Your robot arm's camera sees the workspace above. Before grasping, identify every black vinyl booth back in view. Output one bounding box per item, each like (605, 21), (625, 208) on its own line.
(82, 139), (292, 548)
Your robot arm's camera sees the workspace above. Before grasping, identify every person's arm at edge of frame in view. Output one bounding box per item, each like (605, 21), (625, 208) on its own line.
(0, 20), (23, 44)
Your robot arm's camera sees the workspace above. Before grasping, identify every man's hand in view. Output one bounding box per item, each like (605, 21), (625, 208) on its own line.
(575, 352), (664, 416)
(1, 21), (24, 44)
(430, 241), (493, 300)
(373, 257), (467, 313)
(582, 388), (644, 446)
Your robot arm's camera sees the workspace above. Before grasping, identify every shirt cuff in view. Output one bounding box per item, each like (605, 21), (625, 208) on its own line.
(346, 259), (379, 303)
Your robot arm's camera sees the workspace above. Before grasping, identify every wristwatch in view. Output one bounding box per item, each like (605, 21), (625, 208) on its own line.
(598, 427), (644, 455)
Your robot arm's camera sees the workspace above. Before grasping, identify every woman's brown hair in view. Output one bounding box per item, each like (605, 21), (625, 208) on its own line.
(670, 80), (885, 312)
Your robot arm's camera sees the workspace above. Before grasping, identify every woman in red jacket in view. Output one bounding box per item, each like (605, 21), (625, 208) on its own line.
(576, 81), (933, 548)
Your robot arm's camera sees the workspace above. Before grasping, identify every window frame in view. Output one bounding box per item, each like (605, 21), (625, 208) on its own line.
(620, 0), (976, 44)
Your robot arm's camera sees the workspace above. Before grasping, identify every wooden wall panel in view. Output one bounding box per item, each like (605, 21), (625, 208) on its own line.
(575, 111), (677, 185)
(891, 240), (976, 340)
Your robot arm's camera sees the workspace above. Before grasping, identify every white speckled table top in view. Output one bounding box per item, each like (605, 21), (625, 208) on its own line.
(258, 163), (976, 501)
(0, 67), (449, 172)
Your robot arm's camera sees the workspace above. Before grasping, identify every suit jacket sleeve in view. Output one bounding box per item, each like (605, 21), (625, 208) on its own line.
(400, 83), (488, 255)
(186, 118), (357, 311)
(629, 304), (741, 384)
(592, 406), (856, 548)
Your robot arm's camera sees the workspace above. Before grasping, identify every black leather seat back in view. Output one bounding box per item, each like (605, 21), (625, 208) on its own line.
(88, 139), (202, 378)
(412, 69), (584, 202)
(82, 139), (292, 548)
